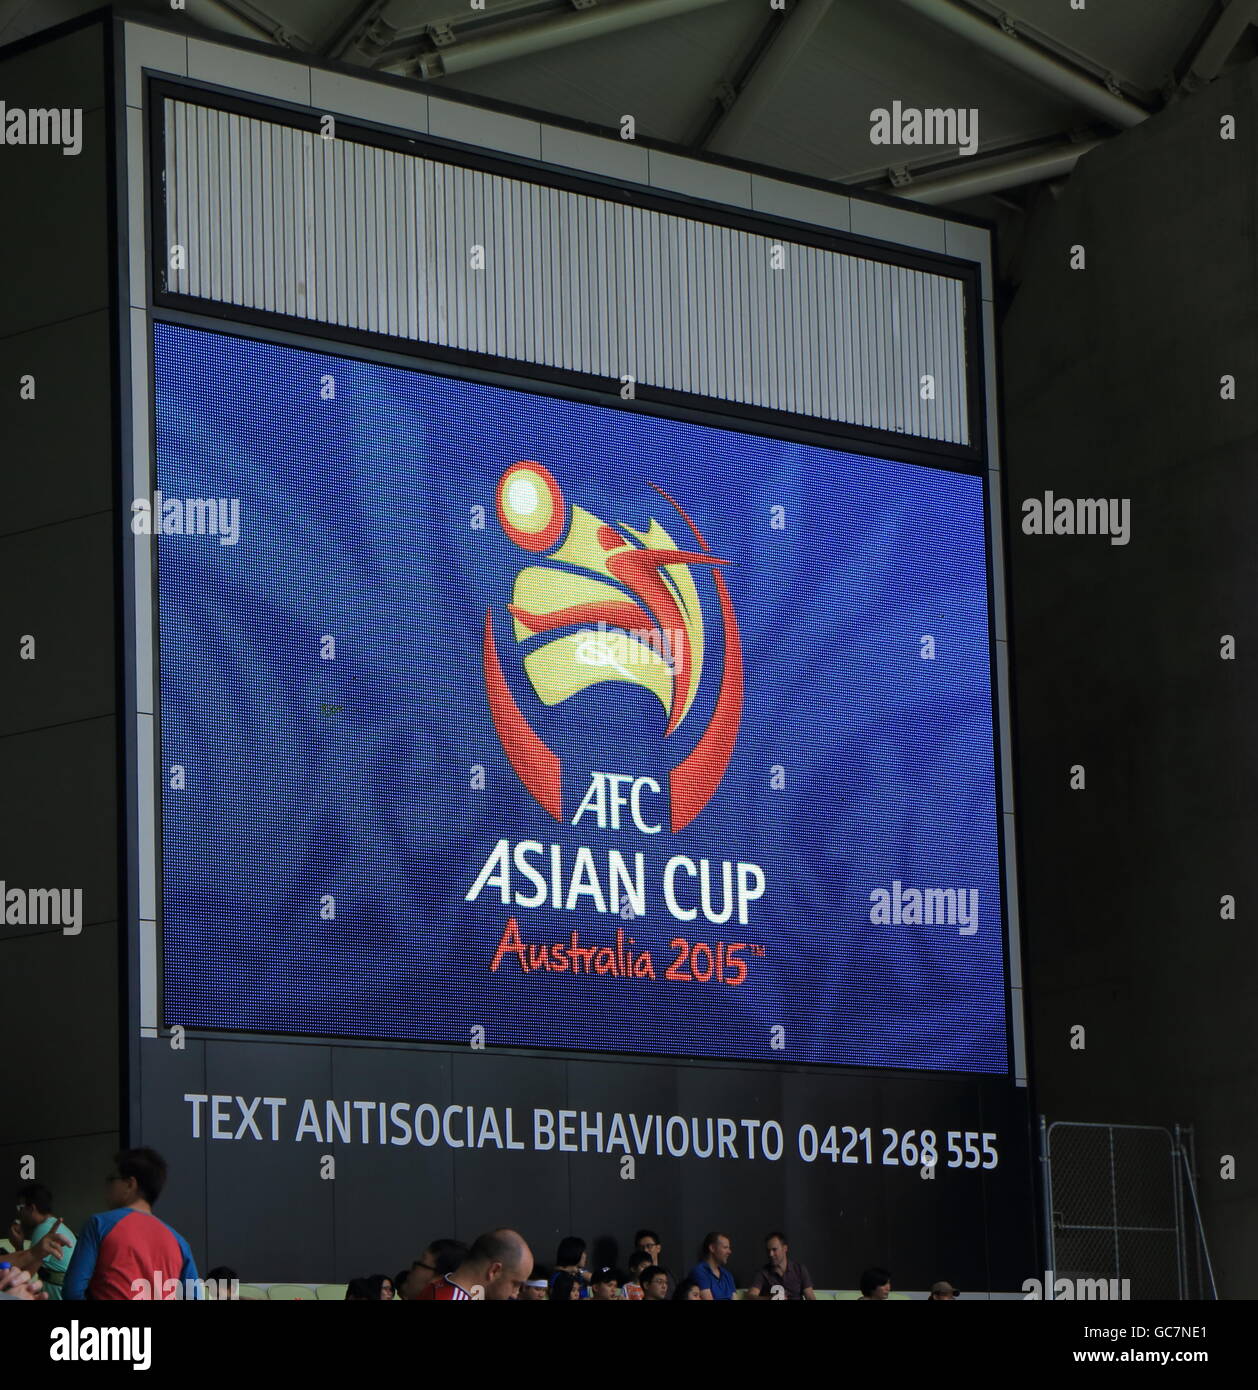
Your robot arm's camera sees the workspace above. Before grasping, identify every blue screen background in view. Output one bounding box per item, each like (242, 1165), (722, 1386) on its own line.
(154, 322), (1009, 1073)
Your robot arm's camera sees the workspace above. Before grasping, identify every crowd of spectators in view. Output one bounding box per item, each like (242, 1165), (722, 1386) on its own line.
(1, 1151), (960, 1302)
(337, 1230), (961, 1302)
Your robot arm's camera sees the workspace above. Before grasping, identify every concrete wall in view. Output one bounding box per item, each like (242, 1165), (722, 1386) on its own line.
(1003, 61), (1258, 1297)
(0, 19), (122, 1235)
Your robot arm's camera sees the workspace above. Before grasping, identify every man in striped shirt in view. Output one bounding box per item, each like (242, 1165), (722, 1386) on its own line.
(416, 1229), (532, 1301)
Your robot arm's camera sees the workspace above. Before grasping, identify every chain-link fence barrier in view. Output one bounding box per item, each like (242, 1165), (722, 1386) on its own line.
(1040, 1121), (1212, 1300)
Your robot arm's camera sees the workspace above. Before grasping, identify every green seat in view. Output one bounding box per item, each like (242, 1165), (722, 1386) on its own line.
(235, 1284), (268, 1301)
(316, 1284), (348, 1300)
(267, 1283), (316, 1300)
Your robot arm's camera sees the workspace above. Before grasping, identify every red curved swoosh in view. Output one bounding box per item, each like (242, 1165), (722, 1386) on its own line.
(606, 547), (728, 736)
(669, 569), (743, 831)
(644, 484), (743, 830)
(483, 610), (562, 821)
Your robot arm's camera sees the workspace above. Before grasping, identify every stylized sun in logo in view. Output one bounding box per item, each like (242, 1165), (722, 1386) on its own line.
(483, 462), (744, 832)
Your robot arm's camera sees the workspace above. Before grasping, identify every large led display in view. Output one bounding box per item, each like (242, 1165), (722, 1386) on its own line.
(154, 321), (1008, 1072)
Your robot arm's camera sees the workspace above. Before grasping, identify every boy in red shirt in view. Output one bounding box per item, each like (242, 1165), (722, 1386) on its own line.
(64, 1148), (199, 1300)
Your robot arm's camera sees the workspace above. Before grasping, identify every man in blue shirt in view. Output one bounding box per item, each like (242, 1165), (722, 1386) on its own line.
(690, 1232), (735, 1300)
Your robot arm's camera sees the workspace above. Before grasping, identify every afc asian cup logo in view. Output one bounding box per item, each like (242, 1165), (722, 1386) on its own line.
(482, 462), (744, 832)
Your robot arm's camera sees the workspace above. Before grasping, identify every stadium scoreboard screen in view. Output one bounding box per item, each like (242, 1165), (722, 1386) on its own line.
(154, 321), (1010, 1074)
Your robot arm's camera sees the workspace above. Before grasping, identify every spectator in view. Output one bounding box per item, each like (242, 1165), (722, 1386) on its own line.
(0, 1265), (45, 1301)
(550, 1270), (582, 1301)
(63, 1148), (199, 1301)
(857, 1267), (892, 1300)
(345, 1277), (375, 1300)
(640, 1265), (670, 1301)
(747, 1231), (815, 1301)
(633, 1229), (662, 1267)
(2, 1223), (68, 1283)
(672, 1277), (703, 1301)
(393, 1268), (410, 1298)
(689, 1232), (735, 1301)
(416, 1228), (533, 1301)
(402, 1239), (467, 1299)
(550, 1236), (590, 1299)
(204, 1265), (238, 1300)
(928, 1280), (958, 1300)
(370, 1273), (395, 1301)
(9, 1184), (75, 1301)
(590, 1267), (621, 1301)
(623, 1248), (652, 1301)
(519, 1269), (549, 1301)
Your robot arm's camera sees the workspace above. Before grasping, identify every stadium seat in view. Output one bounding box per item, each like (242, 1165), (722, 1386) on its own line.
(267, 1283), (316, 1300)
(316, 1284), (348, 1300)
(235, 1284), (268, 1301)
